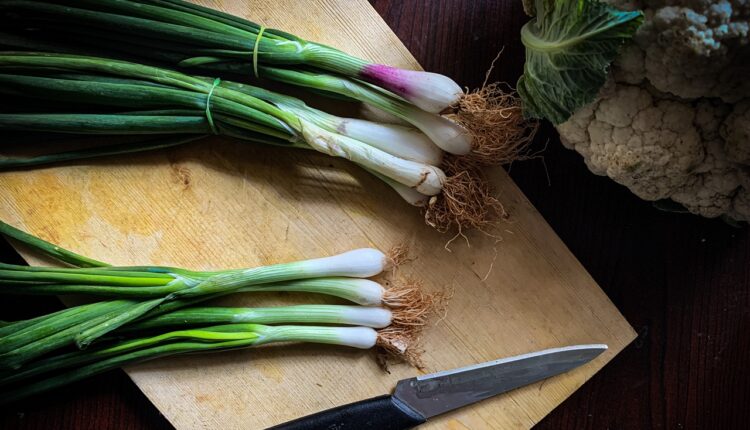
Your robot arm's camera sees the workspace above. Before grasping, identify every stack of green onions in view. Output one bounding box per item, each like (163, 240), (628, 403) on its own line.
(0, 0), (535, 163)
(0, 51), (512, 230)
(0, 53), (451, 208)
(0, 220), (437, 403)
(0, 323), (385, 403)
(1, 0), (460, 112)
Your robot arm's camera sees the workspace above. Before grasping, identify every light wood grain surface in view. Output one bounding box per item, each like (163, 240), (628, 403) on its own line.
(0, 0), (635, 428)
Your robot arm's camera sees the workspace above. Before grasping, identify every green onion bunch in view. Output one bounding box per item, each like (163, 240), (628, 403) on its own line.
(0, 220), (439, 403)
(0, 51), (508, 230)
(1, 0), (535, 162)
(0, 0), (539, 231)
(1, 0), (461, 113)
(0, 52), (445, 194)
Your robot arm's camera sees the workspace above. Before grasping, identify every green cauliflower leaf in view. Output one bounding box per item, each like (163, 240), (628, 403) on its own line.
(517, 0), (643, 124)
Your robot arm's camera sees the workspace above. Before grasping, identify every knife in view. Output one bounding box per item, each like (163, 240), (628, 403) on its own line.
(268, 344), (607, 430)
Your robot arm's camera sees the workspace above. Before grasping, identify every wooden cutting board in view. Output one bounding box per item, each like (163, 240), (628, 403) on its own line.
(0, 0), (635, 428)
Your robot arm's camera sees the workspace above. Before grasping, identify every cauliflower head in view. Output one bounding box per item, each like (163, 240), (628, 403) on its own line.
(556, 0), (750, 221)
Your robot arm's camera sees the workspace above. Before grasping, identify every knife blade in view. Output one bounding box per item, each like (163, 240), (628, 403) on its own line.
(268, 344), (607, 430)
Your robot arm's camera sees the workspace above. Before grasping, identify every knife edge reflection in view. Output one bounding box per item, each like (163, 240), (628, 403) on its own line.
(393, 344), (608, 419)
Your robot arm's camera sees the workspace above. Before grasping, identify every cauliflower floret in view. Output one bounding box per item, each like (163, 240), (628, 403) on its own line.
(556, 0), (750, 222)
(561, 85), (706, 201)
(671, 140), (741, 217)
(634, 0), (749, 101)
(722, 100), (750, 164)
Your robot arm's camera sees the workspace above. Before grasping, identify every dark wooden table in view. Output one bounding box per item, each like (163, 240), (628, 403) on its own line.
(2, 1), (749, 429)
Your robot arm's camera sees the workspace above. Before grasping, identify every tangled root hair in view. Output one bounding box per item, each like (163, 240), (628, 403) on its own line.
(376, 324), (425, 368)
(424, 156), (507, 233)
(377, 277), (448, 368)
(447, 83), (538, 166)
(386, 243), (412, 269)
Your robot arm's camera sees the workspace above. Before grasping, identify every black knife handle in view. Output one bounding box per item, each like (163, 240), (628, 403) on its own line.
(267, 394), (427, 430)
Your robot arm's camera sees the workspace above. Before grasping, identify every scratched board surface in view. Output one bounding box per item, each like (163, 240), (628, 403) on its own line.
(0, 0), (635, 428)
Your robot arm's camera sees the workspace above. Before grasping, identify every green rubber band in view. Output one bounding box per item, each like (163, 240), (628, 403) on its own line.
(253, 26), (266, 78)
(205, 77), (221, 134)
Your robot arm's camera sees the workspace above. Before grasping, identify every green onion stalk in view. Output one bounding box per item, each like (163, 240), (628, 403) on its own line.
(0, 52), (504, 229)
(0, 219), (436, 369)
(0, 322), (423, 404)
(0, 0), (536, 163)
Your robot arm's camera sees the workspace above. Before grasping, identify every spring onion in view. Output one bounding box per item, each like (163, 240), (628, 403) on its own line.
(0, 323), (407, 404)
(1, 0), (459, 113)
(0, 243), (392, 351)
(1, 322), (389, 390)
(1, 0), (536, 163)
(0, 52), (445, 196)
(124, 305), (394, 329)
(0, 54), (439, 198)
(0, 52), (510, 230)
(0, 220), (439, 374)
